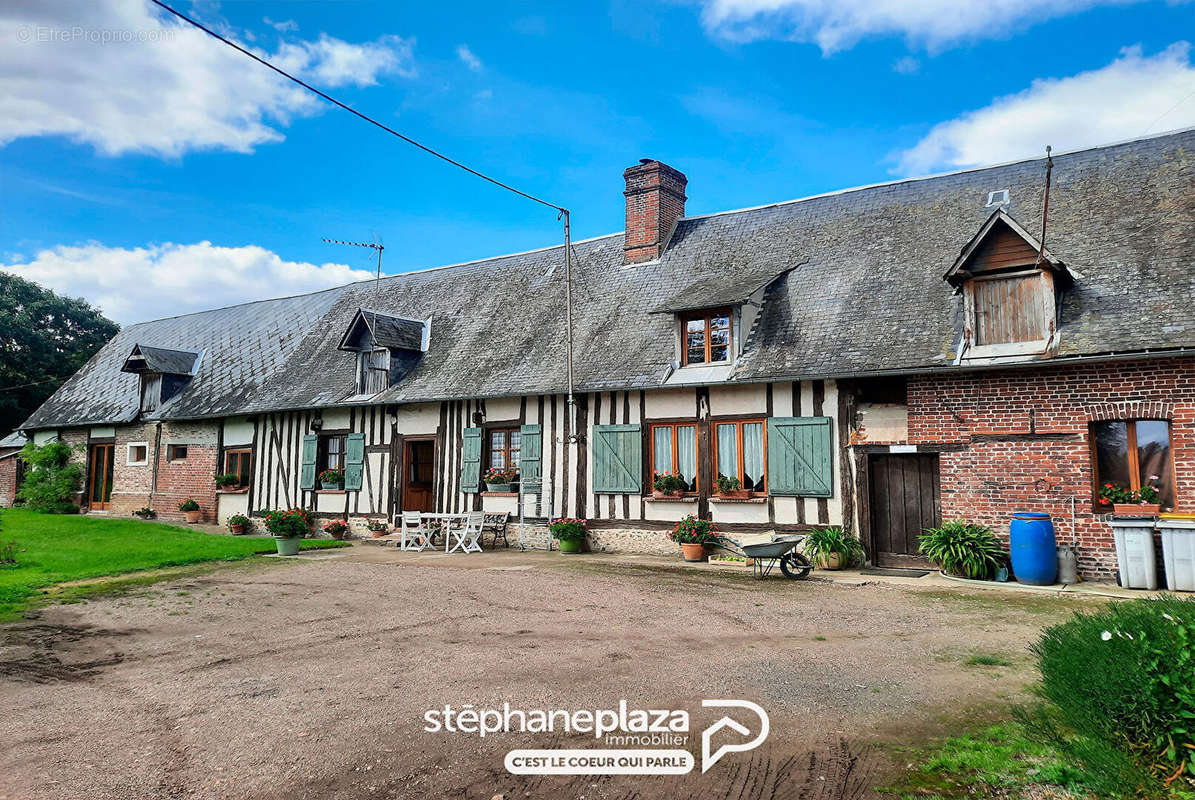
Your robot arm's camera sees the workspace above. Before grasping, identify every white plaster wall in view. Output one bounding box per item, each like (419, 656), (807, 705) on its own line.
(217, 492), (249, 525)
(90, 425), (115, 438)
(484, 397), (521, 422)
(321, 408), (352, 430)
(709, 384), (767, 417)
(315, 492), (349, 513)
(644, 499), (694, 522)
(855, 403), (909, 443)
(396, 403), (440, 435)
(644, 388), (696, 419)
(482, 495), (518, 514)
(222, 417), (254, 446)
(710, 501), (770, 525)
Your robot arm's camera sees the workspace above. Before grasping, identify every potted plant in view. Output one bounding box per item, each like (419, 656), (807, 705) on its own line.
(669, 514), (718, 561)
(262, 508), (313, 555)
(227, 513), (250, 535)
(1099, 481), (1162, 516)
(366, 519), (389, 537)
(322, 518), (350, 540)
(318, 468), (344, 491)
(215, 472), (241, 490)
(549, 517), (587, 554)
(178, 498), (201, 524)
(651, 471), (687, 498)
(132, 507), (156, 520)
(483, 466), (518, 492)
(804, 526), (865, 570)
(918, 521), (1006, 579)
(715, 474), (751, 500)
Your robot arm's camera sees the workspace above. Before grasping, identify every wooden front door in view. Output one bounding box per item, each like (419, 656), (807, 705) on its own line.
(402, 439), (435, 513)
(88, 443), (115, 511)
(868, 454), (940, 567)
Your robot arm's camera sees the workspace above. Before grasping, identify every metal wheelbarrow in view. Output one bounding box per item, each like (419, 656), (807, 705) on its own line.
(709, 533), (812, 580)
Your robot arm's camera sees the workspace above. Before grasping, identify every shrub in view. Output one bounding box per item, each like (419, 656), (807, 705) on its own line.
(669, 514), (717, 545)
(177, 498), (200, 512)
(16, 441), (83, 514)
(805, 526), (866, 567)
(548, 517), (587, 542)
(1027, 596), (1195, 793)
(261, 508), (313, 538)
(214, 473), (241, 488)
(919, 521), (1005, 579)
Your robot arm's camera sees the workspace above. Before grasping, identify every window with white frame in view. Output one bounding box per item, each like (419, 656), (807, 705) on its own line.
(126, 442), (149, 466)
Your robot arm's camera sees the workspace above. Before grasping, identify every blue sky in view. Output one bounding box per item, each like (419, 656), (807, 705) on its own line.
(3, 0), (1195, 322)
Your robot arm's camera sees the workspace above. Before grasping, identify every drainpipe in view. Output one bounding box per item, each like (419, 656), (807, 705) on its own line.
(150, 421), (163, 503)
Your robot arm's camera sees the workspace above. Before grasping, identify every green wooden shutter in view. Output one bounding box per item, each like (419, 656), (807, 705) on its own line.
(767, 416), (833, 497)
(344, 433), (366, 491)
(592, 424), (642, 494)
(461, 427), (482, 493)
(519, 424), (542, 489)
(299, 435), (317, 490)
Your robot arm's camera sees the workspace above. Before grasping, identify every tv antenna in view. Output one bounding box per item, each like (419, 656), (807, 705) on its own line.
(323, 236), (386, 347)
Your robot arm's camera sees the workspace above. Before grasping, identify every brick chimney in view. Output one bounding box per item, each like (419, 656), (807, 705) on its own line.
(623, 159), (687, 264)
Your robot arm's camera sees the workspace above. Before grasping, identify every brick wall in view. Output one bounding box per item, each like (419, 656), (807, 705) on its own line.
(908, 356), (1195, 579)
(109, 423), (155, 517)
(149, 421), (219, 523)
(0, 453), (18, 506)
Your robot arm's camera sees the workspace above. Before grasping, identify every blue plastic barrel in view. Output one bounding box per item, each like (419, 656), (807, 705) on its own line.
(1009, 512), (1058, 585)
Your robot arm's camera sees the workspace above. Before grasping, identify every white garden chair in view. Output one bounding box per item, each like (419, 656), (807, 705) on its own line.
(400, 511), (430, 552)
(447, 511), (485, 554)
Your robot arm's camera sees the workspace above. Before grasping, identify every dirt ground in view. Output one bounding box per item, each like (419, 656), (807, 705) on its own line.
(0, 548), (1105, 800)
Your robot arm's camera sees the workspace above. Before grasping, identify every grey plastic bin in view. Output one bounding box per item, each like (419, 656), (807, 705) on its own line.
(1110, 518), (1158, 590)
(1158, 519), (1195, 592)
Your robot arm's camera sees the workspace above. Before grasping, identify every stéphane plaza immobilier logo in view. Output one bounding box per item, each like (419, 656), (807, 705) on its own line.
(424, 698), (769, 775)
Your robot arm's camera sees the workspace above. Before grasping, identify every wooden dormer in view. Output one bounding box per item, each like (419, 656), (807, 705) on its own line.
(945, 210), (1072, 360)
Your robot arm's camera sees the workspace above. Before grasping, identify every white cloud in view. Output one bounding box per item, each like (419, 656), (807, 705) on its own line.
(456, 44), (483, 71)
(893, 55), (920, 74)
(896, 42), (1195, 174)
(697, 0), (1142, 53)
(1, 242), (375, 324)
(263, 17), (299, 33)
(0, 0), (415, 157)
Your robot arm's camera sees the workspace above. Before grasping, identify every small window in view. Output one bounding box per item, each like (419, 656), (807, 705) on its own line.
(714, 419), (766, 493)
(318, 434), (347, 474)
(650, 423), (699, 493)
(357, 348), (390, 394)
(487, 428), (521, 472)
(681, 309), (732, 366)
(224, 448), (252, 486)
(127, 442), (149, 466)
(167, 444), (187, 461)
(1092, 419), (1174, 509)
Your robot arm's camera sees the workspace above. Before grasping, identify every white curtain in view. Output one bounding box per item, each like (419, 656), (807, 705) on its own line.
(653, 426), (673, 475)
(743, 422), (764, 490)
(677, 425), (697, 490)
(716, 424), (738, 478)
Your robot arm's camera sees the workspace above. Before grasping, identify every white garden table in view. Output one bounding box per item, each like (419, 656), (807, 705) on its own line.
(415, 512), (469, 553)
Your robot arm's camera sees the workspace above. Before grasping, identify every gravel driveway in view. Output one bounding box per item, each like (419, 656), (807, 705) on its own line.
(0, 549), (1099, 800)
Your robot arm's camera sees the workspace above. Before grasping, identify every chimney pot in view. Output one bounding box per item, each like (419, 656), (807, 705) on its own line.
(623, 159), (687, 264)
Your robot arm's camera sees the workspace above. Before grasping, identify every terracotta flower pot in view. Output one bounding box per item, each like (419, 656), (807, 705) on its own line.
(184, 510), (201, 524)
(229, 523), (245, 535)
(369, 529), (386, 538)
(1113, 503), (1161, 517)
(680, 542), (706, 562)
(815, 552), (842, 570)
(716, 489), (751, 500)
(652, 489), (665, 498)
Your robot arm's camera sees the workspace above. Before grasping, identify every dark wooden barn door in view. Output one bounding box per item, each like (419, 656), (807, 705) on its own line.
(868, 454), (940, 567)
(402, 439), (435, 513)
(88, 443), (114, 511)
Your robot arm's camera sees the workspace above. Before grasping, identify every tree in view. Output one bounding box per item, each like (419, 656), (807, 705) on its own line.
(0, 273), (119, 433)
(17, 440), (84, 513)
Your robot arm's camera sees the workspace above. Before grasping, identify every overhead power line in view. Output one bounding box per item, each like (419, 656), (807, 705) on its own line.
(147, 0), (567, 215)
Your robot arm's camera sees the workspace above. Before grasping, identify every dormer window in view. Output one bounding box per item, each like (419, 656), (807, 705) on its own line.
(337, 308), (428, 398)
(682, 308), (732, 365)
(120, 344), (201, 414)
(945, 210), (1072, 360)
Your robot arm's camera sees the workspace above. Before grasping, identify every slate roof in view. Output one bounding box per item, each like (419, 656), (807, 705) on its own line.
(22, 288), (345, 429)
(21, 128), (1195, 427)
(340, 309), (425, 351)
(0, 431), (25, 451)
(121, 344), (201, 375)
(650, 264), (794, 314)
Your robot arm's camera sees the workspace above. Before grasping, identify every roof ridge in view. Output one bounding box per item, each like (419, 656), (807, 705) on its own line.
(125, 282), (347, 327)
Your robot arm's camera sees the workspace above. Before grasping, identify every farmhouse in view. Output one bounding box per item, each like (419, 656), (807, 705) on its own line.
(17, 129), (1195, 578)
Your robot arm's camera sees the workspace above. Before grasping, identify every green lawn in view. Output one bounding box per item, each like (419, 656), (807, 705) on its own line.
(0, 508), (347, 620)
